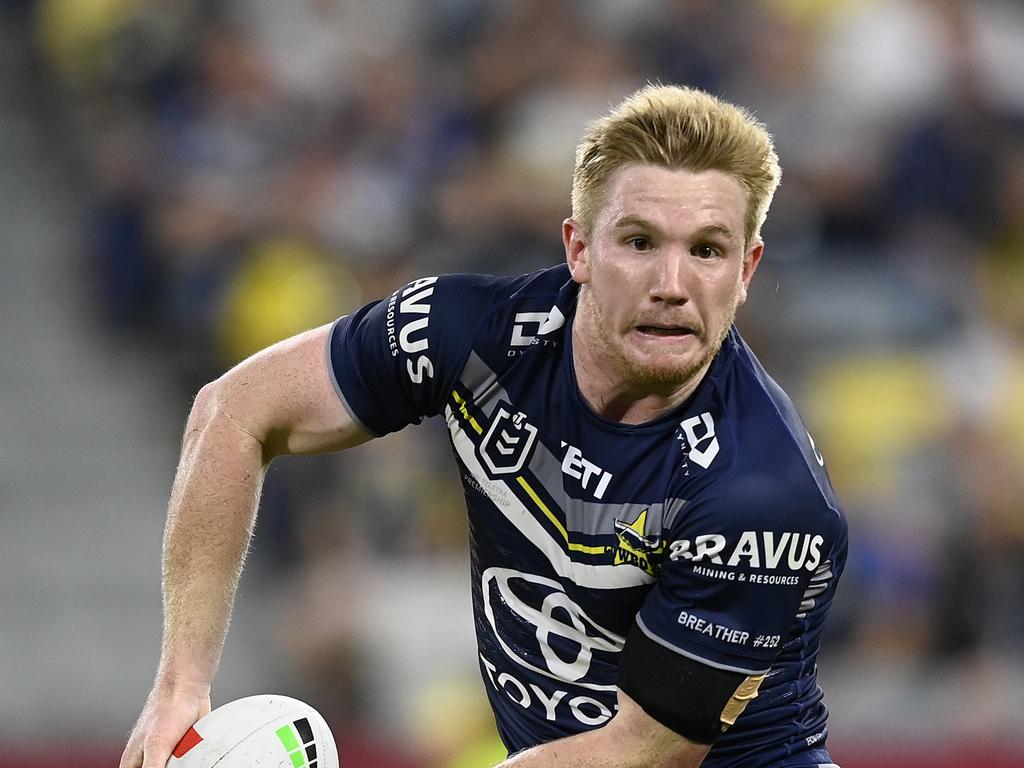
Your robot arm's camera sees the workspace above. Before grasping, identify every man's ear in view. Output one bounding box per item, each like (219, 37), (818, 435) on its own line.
(737, 240), (764, 306)
(563, 218), (590, 285)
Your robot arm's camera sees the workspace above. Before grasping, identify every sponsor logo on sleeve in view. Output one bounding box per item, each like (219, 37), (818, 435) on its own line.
(385, 276), (438, 383)
(669, 531), (825, 584)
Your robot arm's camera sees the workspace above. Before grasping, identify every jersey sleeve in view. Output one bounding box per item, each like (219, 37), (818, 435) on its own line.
(327, 273), (498, 436)
(636, 479), (840, 675)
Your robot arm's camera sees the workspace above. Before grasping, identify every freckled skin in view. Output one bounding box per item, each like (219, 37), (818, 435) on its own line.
(564, 164), (763, 424)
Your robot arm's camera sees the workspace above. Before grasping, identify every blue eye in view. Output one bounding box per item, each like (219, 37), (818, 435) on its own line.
(628, 236), (652, 251)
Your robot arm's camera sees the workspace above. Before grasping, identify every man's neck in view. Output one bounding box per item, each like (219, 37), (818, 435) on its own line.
(571, 315), (710, 426)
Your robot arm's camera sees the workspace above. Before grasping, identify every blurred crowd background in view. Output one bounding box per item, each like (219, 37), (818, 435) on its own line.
(1, 0), (1022, 766)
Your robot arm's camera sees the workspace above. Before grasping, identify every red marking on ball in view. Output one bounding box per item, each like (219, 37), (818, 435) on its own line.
(172, 726), (203, 758)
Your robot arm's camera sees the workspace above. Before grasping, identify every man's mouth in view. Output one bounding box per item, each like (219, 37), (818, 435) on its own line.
(635, 324), (697, 337)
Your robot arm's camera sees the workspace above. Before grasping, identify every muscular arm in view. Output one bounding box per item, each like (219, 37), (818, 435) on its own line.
(498, 691), (711, 768)
(122, 322), (369, 768)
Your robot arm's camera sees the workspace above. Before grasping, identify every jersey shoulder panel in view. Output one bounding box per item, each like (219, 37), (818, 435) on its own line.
(328, 265), (571, 436)
(697, 329), (843, 532)
(636, 330), (847, 672)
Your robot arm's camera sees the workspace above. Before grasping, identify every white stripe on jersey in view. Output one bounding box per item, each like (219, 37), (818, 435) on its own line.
(446, 405), (656, 590)
(796, 560), (833, 618)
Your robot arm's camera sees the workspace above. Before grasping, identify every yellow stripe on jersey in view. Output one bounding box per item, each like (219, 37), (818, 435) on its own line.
(450, 389), (608, 558)
(451, 390), (483, 435)
(516, 476), (607, 555)
(444, 405), (654, 588)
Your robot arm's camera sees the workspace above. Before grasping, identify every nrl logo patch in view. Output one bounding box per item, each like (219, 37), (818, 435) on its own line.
(612, 507), (665, 576)
(478, 406), (539, 476)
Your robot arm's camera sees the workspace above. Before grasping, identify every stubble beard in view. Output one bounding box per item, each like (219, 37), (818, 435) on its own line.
(580, 290), (739, 392)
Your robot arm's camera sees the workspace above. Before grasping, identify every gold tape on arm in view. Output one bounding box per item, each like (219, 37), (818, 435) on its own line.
(720, 673), (767, 730)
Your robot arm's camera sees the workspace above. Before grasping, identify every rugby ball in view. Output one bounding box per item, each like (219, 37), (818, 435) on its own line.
(168, 694), (339, 768)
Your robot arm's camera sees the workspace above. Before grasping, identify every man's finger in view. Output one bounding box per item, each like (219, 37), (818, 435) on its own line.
(119, 739), (141, 768)
(141, 733), (175, 768)
(142, 750), (172, 768)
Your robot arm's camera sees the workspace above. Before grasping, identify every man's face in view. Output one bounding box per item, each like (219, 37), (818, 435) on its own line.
(564, 164), (763, 391)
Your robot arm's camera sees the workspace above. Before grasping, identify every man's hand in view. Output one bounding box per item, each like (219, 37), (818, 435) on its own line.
(121, 681), (211, 768)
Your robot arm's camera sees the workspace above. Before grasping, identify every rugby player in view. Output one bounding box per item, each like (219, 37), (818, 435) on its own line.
(122, 85), (847, 768)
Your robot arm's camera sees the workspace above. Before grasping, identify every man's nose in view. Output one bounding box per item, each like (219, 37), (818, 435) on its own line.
(649, 249), (690, 305)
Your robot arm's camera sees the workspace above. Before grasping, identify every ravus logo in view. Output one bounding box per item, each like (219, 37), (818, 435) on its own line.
(479, 407), (539, 476)
(395, 276), (438, 384)
(611, 508), (665, 576)
(669, 531), (824, 573)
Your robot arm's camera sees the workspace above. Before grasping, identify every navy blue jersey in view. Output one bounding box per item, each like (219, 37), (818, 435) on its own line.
(328, 265), (847, 768)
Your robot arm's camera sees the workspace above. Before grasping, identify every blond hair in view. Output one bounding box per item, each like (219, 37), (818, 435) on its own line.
(571, 84), (781, 244)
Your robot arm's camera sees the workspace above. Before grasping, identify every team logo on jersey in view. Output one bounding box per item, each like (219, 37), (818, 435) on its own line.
(676, 412), (720, 470)
(478, 406), (539, 476)
(611, 508), (665, 576)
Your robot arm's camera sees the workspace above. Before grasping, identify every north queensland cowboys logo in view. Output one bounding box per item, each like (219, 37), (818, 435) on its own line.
(612, 508), (665, 576)
(479, 406), (539, 476)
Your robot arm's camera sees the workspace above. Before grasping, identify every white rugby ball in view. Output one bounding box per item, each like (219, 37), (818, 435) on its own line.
(168, 694), (338, 768)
